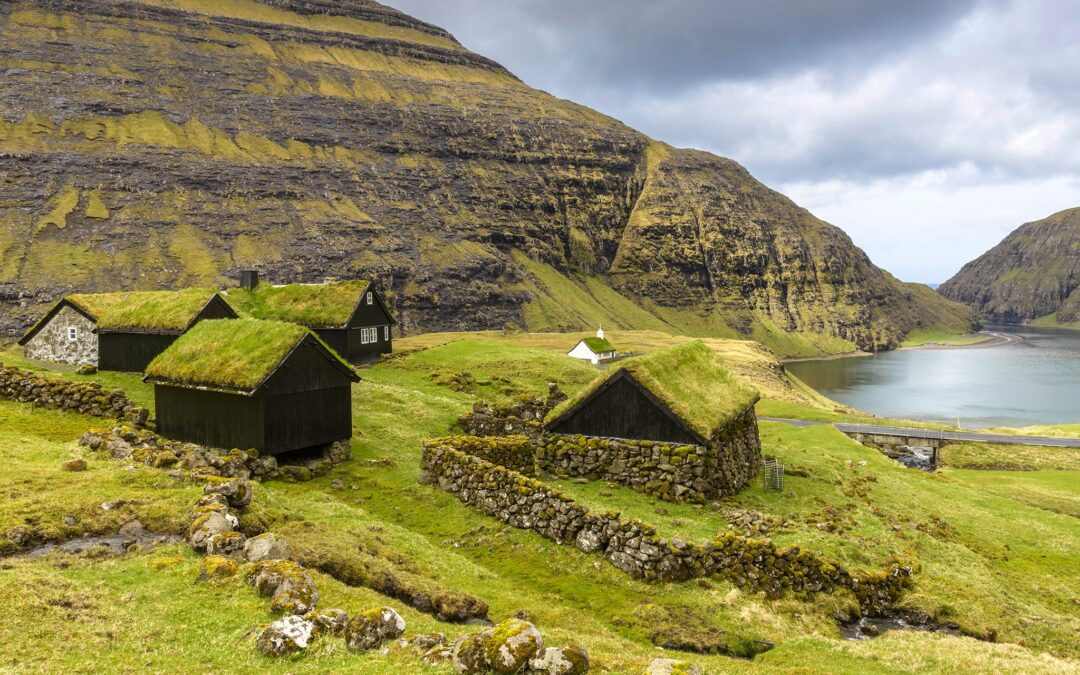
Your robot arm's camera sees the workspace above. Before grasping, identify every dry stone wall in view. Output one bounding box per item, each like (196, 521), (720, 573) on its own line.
(22, 305), (98, 366)
(457, 385), (566, 439)
(423, 436), (536, 476)
(0, 363), (147, 424)
(539, 409), (763, 504)
(419, 441), (911, 613)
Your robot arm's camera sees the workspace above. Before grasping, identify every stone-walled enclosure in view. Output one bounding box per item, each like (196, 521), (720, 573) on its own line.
(418, 438), (911, 613)
(0, 363), (147, 424)
(22, 304), (97, 366)
(541, 408), (762, 503)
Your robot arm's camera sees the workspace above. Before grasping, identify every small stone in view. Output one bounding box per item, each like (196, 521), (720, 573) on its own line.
(645, 658), (703, 675)
(189, 511), (235, 551)
(203, 479), (253, 508)
(62, 458), (87, 472)
(304, 608), (350, 636)
(528, 644), (589, 674)
(256, 615), (315, 656)
(330, 479), (345, 490)
(344, 606), (406, 651)
(62, 516), (78, 527)
(206, 531), (247, 557)
(243, 533), (291, 563)
(100, 501), (113, 511)
(75, 364), (97, 375)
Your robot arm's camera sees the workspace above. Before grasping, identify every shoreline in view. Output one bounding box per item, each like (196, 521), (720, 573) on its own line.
(903, 331), (1022, 351)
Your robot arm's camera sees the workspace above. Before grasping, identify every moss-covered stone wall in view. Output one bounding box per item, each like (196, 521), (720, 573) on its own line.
(0, 363), (148, 424)
(422, 436), (536, 477)
(539, 408), (762, 503)
(417, 441), (911, 613)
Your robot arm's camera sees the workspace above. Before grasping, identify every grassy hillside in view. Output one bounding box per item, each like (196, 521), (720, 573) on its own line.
(1, 334), (1077, 673)
(0, 0), (975, 354)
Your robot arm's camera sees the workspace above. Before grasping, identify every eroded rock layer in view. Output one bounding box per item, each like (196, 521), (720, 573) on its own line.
(0, 0), (974, 350)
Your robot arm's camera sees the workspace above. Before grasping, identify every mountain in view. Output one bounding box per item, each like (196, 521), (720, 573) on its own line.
(0, 0), (976, 355)
(939, 207), (1080, 325)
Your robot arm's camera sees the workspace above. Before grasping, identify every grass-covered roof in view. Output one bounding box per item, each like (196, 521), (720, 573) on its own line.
(224, 280), (371, 328)
(145, 319), (354, 393)
(581, 336), (616, 353)
(547, 340), (759, 439)
(63, 289), (225, 332)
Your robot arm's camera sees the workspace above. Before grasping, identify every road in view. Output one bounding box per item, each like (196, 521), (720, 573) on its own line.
(758, 417), (1080, 448)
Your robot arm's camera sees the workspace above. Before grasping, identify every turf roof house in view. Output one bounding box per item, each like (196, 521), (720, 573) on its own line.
(18, 289), (236, 372)
(544, 341), (763, 498)
(144, 319), (359, 455)
(567, 326), (617, 365)
(224, 272), (394, 363)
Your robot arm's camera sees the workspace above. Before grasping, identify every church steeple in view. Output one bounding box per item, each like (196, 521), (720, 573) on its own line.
(596, 324), (604, 339)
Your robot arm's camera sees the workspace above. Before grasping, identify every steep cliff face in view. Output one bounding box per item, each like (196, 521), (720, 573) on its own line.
(939, 208), (1080, 324)
(0, 0), (975, 354)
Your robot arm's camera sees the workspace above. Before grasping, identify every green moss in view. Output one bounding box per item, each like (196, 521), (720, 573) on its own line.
(34, 186), (80, 233)
(145, 319), (353, 392)
(547, 341), (759, 439)
(224, 280), (372, 328)
(83, 190), (110, 220)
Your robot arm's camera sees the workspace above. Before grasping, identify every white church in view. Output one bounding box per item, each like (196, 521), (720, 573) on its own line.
(567, 326), (618, 365)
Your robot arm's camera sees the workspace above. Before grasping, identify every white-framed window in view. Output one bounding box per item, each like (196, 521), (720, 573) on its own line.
(383, 325), (390, 341)
(366, 292), (373, 305)
(67, 327), (78, 341)
(359, 327), (377, 344)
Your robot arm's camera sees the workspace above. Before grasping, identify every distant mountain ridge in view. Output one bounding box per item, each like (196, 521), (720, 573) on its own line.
(939, 207), (1080, 325)
(0, 0), (976, 355)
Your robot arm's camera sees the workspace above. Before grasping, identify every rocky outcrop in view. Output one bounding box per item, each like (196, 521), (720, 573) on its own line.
(0, 0), (973, 352)
(940, 207), (1080, 323)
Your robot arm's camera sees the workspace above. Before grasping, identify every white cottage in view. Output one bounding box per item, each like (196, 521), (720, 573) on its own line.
(568, 327), (617, 365)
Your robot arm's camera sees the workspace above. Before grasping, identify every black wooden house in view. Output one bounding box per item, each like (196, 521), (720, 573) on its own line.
(225, 272), (394, 363)
(18, 289), (237, 372)
(144, 319), (359, 455)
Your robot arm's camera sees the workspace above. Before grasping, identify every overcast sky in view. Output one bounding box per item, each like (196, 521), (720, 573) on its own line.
(390, 0), (1079, 283)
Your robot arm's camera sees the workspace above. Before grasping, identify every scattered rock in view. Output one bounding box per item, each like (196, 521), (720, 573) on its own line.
(330, 479), (345, 490)
(189, 511), (236, 551)
(198, 555), (239, 580)
(62, 516), (78, 526)
(404, 633), (447, 652)
(304, 608), (350, 636)
(345, 606), (407, 651)
(244, 533), (291, 563)
(256, 615), (315, 656)
(204, 479), (253, 508)
(206, 531), (247, 557)
(529, 644), (589, 674)
(75, 364), (97, 375)
(451, 632), (489, 674)
(485, 619), (544, 673)
(645, 658), (703, 675)
(61, 458), (87, 472)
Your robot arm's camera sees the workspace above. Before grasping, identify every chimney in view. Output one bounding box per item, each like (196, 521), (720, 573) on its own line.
(240, 270), (259, 290)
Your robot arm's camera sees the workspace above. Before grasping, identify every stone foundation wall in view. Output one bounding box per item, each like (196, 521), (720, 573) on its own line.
(23, 305), (98, 366)
(0, 363), (148, 424)
(418, 442), (910, 613)
(538, 408), (763, 503)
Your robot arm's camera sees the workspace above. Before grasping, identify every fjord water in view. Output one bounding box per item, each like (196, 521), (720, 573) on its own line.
(786, 325), (1080, 428)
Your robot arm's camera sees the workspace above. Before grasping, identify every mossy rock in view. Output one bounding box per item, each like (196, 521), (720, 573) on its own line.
(198, 555), (239, 580)
(483, 619), (544, 673)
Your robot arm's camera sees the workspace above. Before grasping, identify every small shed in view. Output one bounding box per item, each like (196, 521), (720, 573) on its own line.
(568, 326), (617, 365)
(225, 276), (394, 363)
(18, 289), (236, 372)
(544, 341), (763, 496)
(144, 319), (359, 455)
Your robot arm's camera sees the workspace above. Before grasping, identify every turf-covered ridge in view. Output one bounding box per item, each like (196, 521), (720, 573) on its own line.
(57, 289), (224, 332)
(144, 319), (350, 392)
(547, 340), (759, 439)
(581, 336), (616, 353)
(223, 280), (371, 328)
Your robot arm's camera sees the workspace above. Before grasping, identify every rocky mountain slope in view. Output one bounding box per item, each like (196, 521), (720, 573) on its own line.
(939, 207), (1080, 324)
(0, 0), (975, 354)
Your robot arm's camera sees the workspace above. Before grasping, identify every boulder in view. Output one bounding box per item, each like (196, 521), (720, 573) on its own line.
(244, 533), (291, 563)
(255, 615), (315, 656)
(198, 555), (239, 580)
(645, 658), (703, 675)
(529, 645), (589, 674)
(451, 632), (490, 674)
(203, 479), (253, 508)
(248, 561), (321, 615)
(206, 531), (247, 557)
(303, 608), (349, 636)
(483, 619), (544, 673)
(344, 606), (407, 651)
(189, 511), (235, 551)
(61, 458), (87, 472)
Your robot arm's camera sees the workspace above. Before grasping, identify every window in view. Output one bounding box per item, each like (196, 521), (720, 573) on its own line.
(383, 325), (390, 341)
(366, 292), (373, 305)
(359, 327), (379, 344)
(67, 327), (78, 341)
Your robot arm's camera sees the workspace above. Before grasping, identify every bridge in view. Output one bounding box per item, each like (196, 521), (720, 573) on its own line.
(758, 417), (1080, 469)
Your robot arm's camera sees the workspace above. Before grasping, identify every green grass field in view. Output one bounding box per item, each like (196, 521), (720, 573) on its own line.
(0, 335), (1077, 673)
